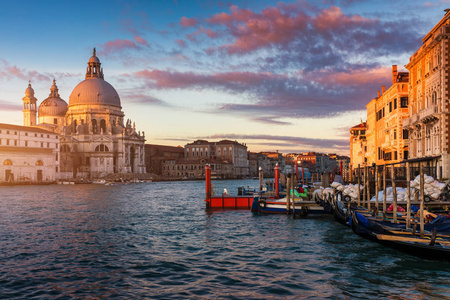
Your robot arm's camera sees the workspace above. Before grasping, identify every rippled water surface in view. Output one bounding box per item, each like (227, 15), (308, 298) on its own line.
(1, 179), (449, 299)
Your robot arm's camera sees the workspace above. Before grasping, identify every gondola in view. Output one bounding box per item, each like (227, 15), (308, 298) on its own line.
(350, 210), (450, 260)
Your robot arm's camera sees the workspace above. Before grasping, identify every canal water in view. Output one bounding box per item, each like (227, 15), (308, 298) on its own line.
(1, 179), (449, 299)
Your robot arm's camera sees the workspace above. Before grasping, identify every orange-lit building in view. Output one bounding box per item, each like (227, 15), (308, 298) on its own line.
(351, 66), (409, 168)
(349, 122), (367, 169)
(375, 66), (409, 164)
(403, 11), (450, 178)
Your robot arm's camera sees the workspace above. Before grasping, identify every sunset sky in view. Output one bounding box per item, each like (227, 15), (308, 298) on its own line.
(0, 0), (449, 155)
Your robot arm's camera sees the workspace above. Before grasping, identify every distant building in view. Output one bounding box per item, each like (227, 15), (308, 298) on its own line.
(162, 158), (233, 179)
(0, 123), (59, 184)
(145, 144), (184, 176)
(184, 139), (249, 177)
(349, 122), (367, 169)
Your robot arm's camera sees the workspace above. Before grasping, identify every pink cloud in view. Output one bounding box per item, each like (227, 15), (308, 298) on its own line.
(300, 66), (391, 86)
(180, 16), (198, 27)
(100, 39), (138, 55)
(312, 6), (371, 32)
(175, 39), (187, 47)
(0, 59), (51, 82)
(204, 5), (309, 54)
(134, 36), (148, 46)
(134, 69), (279, 89)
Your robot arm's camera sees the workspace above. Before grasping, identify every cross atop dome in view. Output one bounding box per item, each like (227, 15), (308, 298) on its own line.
(86, 48), (104, 79)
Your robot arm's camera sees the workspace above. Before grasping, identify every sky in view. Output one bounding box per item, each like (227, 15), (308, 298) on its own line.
(0, 0), (449, 156)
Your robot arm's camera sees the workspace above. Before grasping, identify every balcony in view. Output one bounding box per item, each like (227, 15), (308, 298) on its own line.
(419, 105), (438, 120)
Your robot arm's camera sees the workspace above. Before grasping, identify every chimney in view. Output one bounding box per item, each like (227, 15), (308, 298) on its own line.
(382, 86), (386, 94)
(377, 91), (380, 97)
(392, 65), (398, 84)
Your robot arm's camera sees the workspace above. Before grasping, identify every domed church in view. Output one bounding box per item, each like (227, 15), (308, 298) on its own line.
(23, 49), (146, 179)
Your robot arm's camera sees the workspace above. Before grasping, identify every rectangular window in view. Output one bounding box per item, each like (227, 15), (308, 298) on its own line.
(47, 142), (50, 148)
(400, 97), (408, 108)
(394, 130), (397, 140)
(41, 142), (43, 147)
(394, 98), (397, 109)
(47, 135), (50, 138)
(41, 134), (43, 137)
(54, 118), (58, 125)
(35, 133), (37, 137)
(25, 132), (28, 136)
(394, 151), (398, 160)
(403, 129), (409, 139)
(14, 131), (17, 135)
(6, 140), (9, 145)
(56, 153), (58, 161)
(389, 102), (392, 112)
(14, 140), (17, 146)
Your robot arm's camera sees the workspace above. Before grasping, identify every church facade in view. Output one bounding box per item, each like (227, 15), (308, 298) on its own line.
(23, 49), (146, 180)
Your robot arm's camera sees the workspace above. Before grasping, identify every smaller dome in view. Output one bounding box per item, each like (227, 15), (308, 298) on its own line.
(25, 82), (34, 97)
(39, 79), (68, 117)
(39, 97), (68, 117)
(89, 55), (100, 63)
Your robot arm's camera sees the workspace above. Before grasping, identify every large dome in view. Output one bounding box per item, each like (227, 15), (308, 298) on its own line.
(69, 78), (121, 107)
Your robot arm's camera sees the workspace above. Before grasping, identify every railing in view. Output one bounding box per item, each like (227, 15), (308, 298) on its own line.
(419, 105), (438, 120)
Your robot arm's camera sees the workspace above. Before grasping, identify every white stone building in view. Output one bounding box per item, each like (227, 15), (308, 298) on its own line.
(0, 123), (59, 184)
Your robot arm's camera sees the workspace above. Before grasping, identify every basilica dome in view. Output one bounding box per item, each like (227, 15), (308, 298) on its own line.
(69, 78), (121, 107)
(38, 80), (68, 117)
(68, 49), (121, 108)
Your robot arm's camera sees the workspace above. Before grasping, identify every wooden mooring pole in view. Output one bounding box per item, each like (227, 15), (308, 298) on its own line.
(357, 164), (361, 206)
(406, 162), (411, 229)
(375, 165), (379, 214)
(363, 166), (367, 208)
(391, 165), (397, 223)
(383, 165), (387, 221)
(420, 163), (425, 238)
(286, 176), (291, 215)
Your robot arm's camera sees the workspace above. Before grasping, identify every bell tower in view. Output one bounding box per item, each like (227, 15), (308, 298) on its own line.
(22, 81), (37, 126)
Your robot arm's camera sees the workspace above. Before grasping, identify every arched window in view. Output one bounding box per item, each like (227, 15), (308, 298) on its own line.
(60, 145), (71, 152)
(35, 160), (43, 166)
(3, 159), (12, 165)
(100, 119), (106, 134)
(95, 144), (109, 152)
(92, 119), (98, 134)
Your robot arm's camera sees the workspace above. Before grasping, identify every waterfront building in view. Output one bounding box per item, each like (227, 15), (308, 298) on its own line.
(349, 122), (367, 170)
(0, 123), (59, 184)
(403, 11), (450, 178)
(145, 144), (184, 177)
(184, 139), (249, 177)
(162, 158), (232, 179)
(377, 67), (410, 164)
(351, 66), (409, 170)
(22, 49), (146, 180)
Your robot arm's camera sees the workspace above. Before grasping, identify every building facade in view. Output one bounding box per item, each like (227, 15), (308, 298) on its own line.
(0, 123), (58, 184)
(403, 11), (450, 178)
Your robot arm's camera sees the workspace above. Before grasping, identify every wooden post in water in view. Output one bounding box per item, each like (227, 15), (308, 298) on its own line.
(205, 164), (211, 205)
(363, 166), (366, 208)
(366, 166), (370, 210)
(301, 167), (305, 186)
(259, 167), (263, 193)
(291, 173), (296, 215)
(375, 165), (379, 214)
(406, 162), (411, 229)
(420, 163), (425, 238)
(274, 164), (280, 198)
(357, 164), (361, 206)
(391, 165), (397, 223)
(383, 165), (387, 221)
(286, 176), (291, 215)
